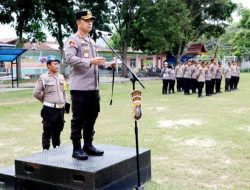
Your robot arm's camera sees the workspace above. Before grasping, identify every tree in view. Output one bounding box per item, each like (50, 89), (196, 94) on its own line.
(232, 8), (250, 58)
(217, 24), (238, 59)
(0, 0), (15, 24)
(131, 0), (190, 55)
(109, 0), (140, 76)
(41, 0), (111, 75)
(130, 0), (236, 62)
(0, 0), (45, 78)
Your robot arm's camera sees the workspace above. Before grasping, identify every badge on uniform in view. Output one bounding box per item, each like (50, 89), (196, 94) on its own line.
(68, 40), (77, 48)
(83, 45), (89, 58)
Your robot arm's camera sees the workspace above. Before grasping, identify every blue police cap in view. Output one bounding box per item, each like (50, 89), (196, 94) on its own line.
(47, 55), (60, 64)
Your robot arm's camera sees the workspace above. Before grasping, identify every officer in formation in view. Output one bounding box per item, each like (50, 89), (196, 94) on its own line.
(191, 62), (199, 94)
(169, 65), (176, 93)
(215, 62), (222, 93)
(175, 62), (183, 92)
(33, 55), (66, 150)
(209, 58), (217, 94)
(160, 59), (240, 98)
(161, 62), (170, 94)
(197, 61), (206, 97)
(64, 10), (116, 160)
(161, 63), (176, 94)
(182, 60), (192, 95)
(205, 62), (212, 96)
(224, 61), (241, 91)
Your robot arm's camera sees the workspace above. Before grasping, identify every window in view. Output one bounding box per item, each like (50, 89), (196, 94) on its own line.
(130, 59), (136, 68)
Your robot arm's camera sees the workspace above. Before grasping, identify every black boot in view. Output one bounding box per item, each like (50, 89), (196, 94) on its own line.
(83, 142), (104, 156)
(72, 140), (88, 160)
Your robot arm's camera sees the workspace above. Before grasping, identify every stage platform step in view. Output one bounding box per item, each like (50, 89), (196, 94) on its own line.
(0, 144), (151, 190)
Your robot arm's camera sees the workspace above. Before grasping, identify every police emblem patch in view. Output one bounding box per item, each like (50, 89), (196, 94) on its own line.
(68, 40), (77, 48)
(83, 53), (89, 58)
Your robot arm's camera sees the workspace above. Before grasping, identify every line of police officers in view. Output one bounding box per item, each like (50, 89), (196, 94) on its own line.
(161, 59), (241, 97)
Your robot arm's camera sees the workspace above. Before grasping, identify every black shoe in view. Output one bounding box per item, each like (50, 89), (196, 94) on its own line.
(72, 149), (88, 160)
(83, 145), (104, 156)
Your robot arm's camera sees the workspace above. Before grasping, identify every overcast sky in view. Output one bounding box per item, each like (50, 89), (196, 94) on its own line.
(0, 0), (249, 41)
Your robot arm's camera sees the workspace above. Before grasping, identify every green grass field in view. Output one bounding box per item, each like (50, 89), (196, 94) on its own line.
(0, 74), (250, 190)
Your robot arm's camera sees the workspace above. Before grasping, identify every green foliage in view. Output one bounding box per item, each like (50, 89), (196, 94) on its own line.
(0, 0), (45, 46)
(129, 0), (236, 58)
(0, 0), (15, 24)
(232, 9), (250, 58)
(41, 0), (75, 48)
(109, 32), (122, 50)
(131, 0), (190, 54)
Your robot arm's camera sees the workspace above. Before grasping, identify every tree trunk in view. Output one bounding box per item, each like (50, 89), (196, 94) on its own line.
(178, 41), (191, 63)
(57, 24), (66, 76)
(121, 41), (128, 77)
(176, 40), (183, 63)
(16, 30), (24, 79)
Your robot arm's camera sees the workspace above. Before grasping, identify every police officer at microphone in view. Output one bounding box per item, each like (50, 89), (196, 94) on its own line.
(64, 10), (116, 160)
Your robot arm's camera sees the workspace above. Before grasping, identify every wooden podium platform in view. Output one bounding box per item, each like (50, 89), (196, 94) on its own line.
(0, 144), (151, 190)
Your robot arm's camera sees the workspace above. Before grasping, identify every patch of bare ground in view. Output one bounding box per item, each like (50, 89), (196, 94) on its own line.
(158, 119), (203, 129)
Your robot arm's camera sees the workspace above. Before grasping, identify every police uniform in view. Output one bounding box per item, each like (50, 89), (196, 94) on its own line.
(33, 60), (66, 150)
(205, 64), (212, 96)
(169, 66), (176, 93)
(175, 64), (183, 92)
(191, 64), (198, 93)
(64, 10), (104, 160)
(230, 63), (237, 90)
(183, 62), (192, 95)
(197, 64), (206, 97)
(209, 62), (217, 94)
(224, 63), (231, 91)
(235, 63), (240, 89)
(161, 64), (170, 94)
(215, 64), (222, 93)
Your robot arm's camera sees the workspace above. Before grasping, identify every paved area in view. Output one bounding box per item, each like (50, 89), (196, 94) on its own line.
(0, 77), (160, 93)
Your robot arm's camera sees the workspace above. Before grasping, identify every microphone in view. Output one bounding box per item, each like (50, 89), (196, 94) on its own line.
(95, 29), (112, 37)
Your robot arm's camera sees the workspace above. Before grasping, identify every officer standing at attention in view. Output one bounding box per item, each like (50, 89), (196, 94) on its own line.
(197, 61), (206, 98)
(215, 62), (222, 93)
(64, 10), (116, 160)
(33, 55), (66, 150)
(175, 62), (183, 92)
(161, 62), (170, 95)
(235, 61), (241, 90)
(224, 62), (232, 92)
(168, 65), (176, 94)
(205, 63), (212, 96)
(183, 60), (192, 95)
(209, 58), (217, 94)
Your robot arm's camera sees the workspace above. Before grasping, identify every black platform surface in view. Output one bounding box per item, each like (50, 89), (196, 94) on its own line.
(0, 144), (151, 190)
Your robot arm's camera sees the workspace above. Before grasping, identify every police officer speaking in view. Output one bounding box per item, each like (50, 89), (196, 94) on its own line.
(33, 55), (66, 150)
(65, 10), (117, 160)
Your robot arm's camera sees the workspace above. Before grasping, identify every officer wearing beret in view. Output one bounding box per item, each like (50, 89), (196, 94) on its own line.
(64, 10), (116, 160)
(33, 55), (66, 150)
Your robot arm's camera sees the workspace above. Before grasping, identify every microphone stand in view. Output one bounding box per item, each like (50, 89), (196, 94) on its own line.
(97, 31), (145, 190)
